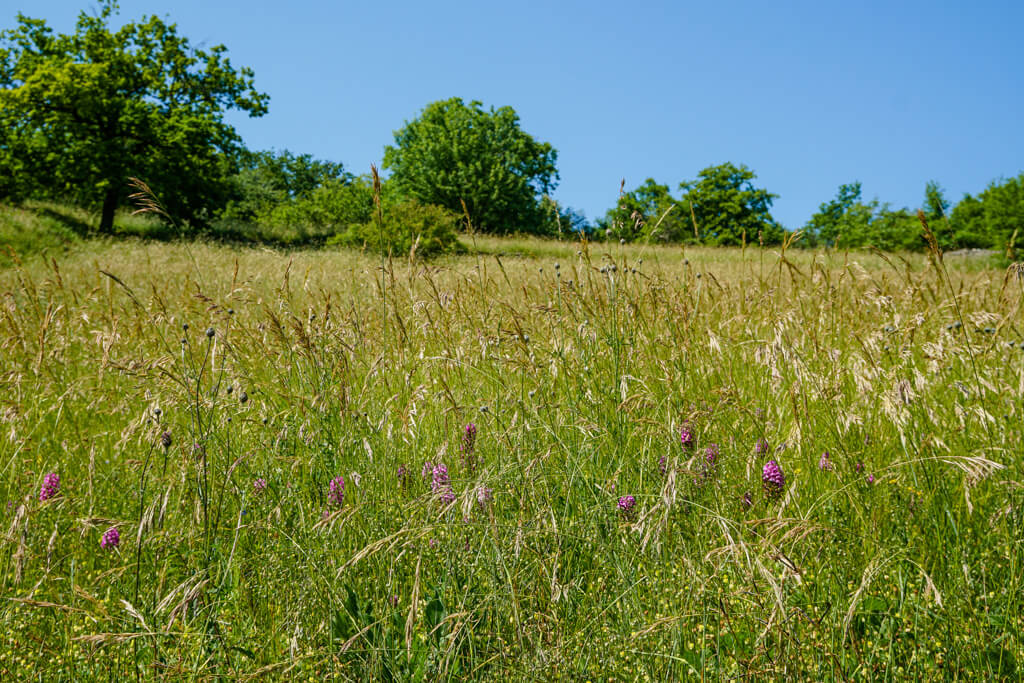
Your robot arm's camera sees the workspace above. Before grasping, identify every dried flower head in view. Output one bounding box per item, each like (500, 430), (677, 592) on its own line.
(160, 431), (172, 449)
(461, 423), (478, 472)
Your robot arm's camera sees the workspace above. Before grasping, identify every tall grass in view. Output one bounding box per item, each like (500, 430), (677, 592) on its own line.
(0, 238), (1021, 679)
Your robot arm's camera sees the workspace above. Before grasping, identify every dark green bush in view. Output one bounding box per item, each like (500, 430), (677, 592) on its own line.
(328, 199), (463, 257)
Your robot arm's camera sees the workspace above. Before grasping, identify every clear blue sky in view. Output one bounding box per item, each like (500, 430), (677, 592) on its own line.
(15, 0), (1024, 228)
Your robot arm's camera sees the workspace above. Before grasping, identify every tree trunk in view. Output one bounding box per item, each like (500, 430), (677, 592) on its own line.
(100, 186), (118, 233)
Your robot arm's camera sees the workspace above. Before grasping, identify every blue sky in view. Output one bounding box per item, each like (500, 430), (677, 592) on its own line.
(14, 0), (1024, 228)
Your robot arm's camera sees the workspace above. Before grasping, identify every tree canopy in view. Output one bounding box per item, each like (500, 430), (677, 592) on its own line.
(383, 98), (559, 235)
(803, 182), (923, 251)
(599, 164), (783, 245)
(0, 0), (268, 230)
(950, 174), (1024, 257)
(600, 178), (689, 243)
(681, 163), (782, 246)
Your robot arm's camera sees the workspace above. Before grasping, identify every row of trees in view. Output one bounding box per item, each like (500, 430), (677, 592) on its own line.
(605, 170), (1024, 253)
(2, 2), (1022, 255)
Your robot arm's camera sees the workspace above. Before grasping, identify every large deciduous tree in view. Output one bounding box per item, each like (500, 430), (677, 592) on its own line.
(680, 163), (783, 246)
(383, 98), (559, 235)
(0, 0), (268, 231)
(599, 178), (691, 243)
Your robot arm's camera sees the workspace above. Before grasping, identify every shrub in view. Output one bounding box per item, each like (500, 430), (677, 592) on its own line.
(329, 199), (463, 258)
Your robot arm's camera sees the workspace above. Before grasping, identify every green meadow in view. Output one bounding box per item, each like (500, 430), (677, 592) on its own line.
(1, 236), (1021, 680)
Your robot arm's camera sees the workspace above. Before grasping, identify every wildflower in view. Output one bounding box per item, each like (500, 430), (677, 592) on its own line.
(100, 526), (120, 549)
(762, 460), (785, 500)
(755, 438), (769, 456)
(704, 443), (720, 469)
(437, 486), (456, 505)
(617, 495), (636, 519)
(867, 474), (875, 485)
(39, 472), (60, 501)
(160, 431), (172, 449)
(679, 422), (694, 449)
(421, 462), (434, 481)
(429, 538), (438, 549)
(477, 486), (493, 506)
(432, 463), (450, 488)
(855, 462), (864, 473)
(328, 476), (345, 507)
(741, 491), (753, 510)
(818, 451), (833, 471)
(658, 455), (668, 476)
(397, 464), (408, 485)
(253, 478), (267, 494)
(432, 463), (455, 504)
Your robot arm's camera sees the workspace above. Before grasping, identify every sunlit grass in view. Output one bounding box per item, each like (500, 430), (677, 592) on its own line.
(1, 238), (1022, 679)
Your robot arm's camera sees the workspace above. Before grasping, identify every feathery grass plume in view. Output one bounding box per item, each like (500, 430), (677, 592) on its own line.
(126, 177), (171, 222)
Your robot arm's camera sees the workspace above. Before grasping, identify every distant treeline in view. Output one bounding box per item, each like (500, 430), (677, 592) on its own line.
(1, 2), (1021, 255)
(601, 171), (1023, 254)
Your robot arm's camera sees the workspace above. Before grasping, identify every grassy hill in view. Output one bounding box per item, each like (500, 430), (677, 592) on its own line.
(1, 214), (1021, 679)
